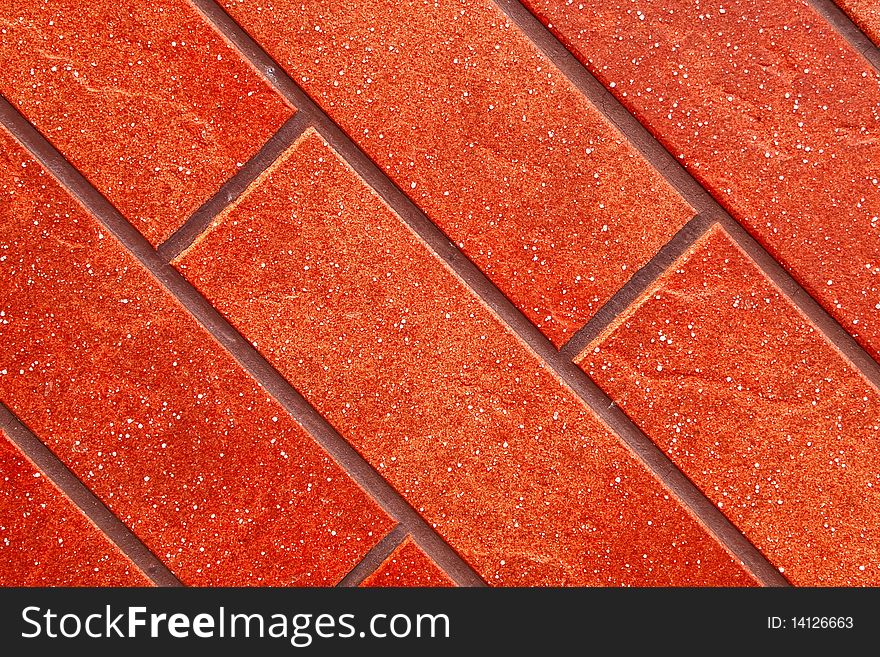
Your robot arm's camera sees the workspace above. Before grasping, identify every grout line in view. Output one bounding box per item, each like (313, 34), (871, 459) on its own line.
(495, 0), (880, 374)
(547, 360), (790, 586)
(566, 210), (880, 388)
(0, 403), (182, 587)
(497, 1), (880, 388)
(716, 214), (880, 389)
(0, 95), (485, 589)
(337, 525), (407, 587)
(492, 0), (880, 576)
(808, 0), (880, 72)
(492, 0), (713, 215)
(188, 0), (332, 121)
(188, 0), (787, 585)
(2, 2), (806, 590)
(157, 111), (311, 262)
(559, 213), (714, 360)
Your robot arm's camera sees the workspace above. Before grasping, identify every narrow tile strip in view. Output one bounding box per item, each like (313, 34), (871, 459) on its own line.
(157, 111), (311, 262)
(498, 0), (880, 393)
(0, 403), (182, 587)
(0, 95), (484, 588)
(808, 0), (880, 71)
(185, 2), (786, 585)
(337, 525), (408, 587)
(559, 213), (714, 360)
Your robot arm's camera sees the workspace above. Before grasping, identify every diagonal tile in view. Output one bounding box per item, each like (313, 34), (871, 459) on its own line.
(0, 126), (392, 586)
(219, 0), (694, 346)
(523, 0), (880, 358)
(176, 131), (757, 586)
(361, 537), (454, 587)
(836, 0), (880, 44)
(0, 0), (293, 244)
(0, 429), (150, 586)
(581, 225), (880, 585)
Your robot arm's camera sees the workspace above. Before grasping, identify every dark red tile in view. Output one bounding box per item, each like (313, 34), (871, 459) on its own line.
(0, 0), (292, 245)
(524, 0), (880, 357)
(220, 0), (693, 346)
(0, 430), (149, 586)
(0, 127), (392, 586)
(361, 538), (454, 587)
(580, 225), (880, 585)
(176, 132), (756, 586)
(837, 0), (880, 44)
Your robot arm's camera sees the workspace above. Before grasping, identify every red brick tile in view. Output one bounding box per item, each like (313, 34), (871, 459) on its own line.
(838, 0), (880, 44)
(0, 430), (149, 586)
(0, 0), (292, 245)
(0, 127), (392, 586)
(361, 538), (454, 587)
(580, 225), (880, 585)
(176, 132), (755, 586)
(220, 0), (693, 346)
(524, 0), (880, 357)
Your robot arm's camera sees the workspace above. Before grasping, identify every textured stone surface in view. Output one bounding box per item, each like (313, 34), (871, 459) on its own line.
(361, 538), (454, 587)
(221, 0), (693, 346)
(0, 127), (392, 586)
(0, 430), (150, 586)
(525, 0), (880, 357)
(8, 0), (875, 589)
(177, 132), (755, 586)
(580, 225), (880, 585)
(838, 0), (880, 44)
(0, 0), (293, 244)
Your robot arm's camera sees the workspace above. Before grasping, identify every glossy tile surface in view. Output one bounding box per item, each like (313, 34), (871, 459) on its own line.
(525, 0), (880, 358)
(177, 132), (755, 586)
(0, 127), (392, 586)
(0, 431), (149, 586)
(0, 0), (292, 244)
(580, 226), (880, 585)
(221, 0), (694, 346)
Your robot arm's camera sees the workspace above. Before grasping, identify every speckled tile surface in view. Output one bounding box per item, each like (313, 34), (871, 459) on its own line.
(837, 0), (880, 44)
(0, 127), (392, 586)
(0, 0), (292, 244)
(523, 0), (880, 360)
(361, 538), (454, 587)
(0, 430), (150, 586)
(176, 132), (755, 587)
(221, 0), (694, 347)
(1, 0), (879, 587)
(579, 226), (880, 585)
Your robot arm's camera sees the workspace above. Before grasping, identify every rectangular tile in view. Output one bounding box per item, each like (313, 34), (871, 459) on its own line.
(0, 127), (392, 586)
(220, 0), (693, 346)
(0, 0), (293, 244)
(176, 131), (756, 586)
(580, 225), (880, 585)
(524, 0), (880, 357)
(0, 429), (149, 586)
(361, 537), (454, 587)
